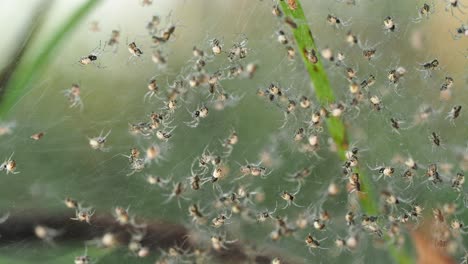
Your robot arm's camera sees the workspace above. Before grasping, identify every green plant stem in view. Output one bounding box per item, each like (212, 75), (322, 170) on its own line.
(0, 0), (102, 119)
(279, 1), (412, 263)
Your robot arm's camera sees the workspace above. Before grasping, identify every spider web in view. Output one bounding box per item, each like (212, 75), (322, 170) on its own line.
(0, 0), (467, 263)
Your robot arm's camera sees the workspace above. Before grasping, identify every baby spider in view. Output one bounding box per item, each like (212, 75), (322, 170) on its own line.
(152, 50), (167, 66)
(429, 131), (442, 148)
(107, 29), (120, 50)
(382, 191), (414, 213)
(0, 121), (15, 136)
(280, 99), (299, 127)
(144, 78), (159, 101)
(34, 225), (62, 245)
(403, 156), (418, 170)
(335, 51), (346, 66)
(272, 4), (283, 17)
(221, 130), (238, 157)
(361, 215), (382, 236)
(345, 146), (360, 161)
(280, 184), (303, 209)
(304, 48), (318, 64)
(412, 3), (433, 23)
(64, 197), (79, 209)
(114, 206), (145, 228)
(156, 127), (176, 141)
(369, 95), (382, 111)
(188, 203), (207, 225)
(192, 46), (205, 58)
(441, 76), (454, 91)
(191, 146), (216, 175)
(144, 143), (167, 164)
(387, 67), (406, 85)
(245, 63), (258, 79)
(305, 234), (328, 254)
(63, 83), (83, 110)
(189, 174), (201, 191)
(207, 165), (228, 185)
(363, 48), (377, 61)
(185, 105), (209, 128)
(417, 59), (439, 78)
(286, 46), (296, 61)
(113, 206), (131, 225)
(0, 153), (19, 174)
(313, 218), (327, 231)
(211, 234), (237, 251)
(383, 16), (397, 32)
(151, 112), (169, 129)
(236, 161), (270, 180)
(444, 0), (467, 16)
(320, 47), (334, 62)
(345, 211), (356, 226)
(227, 37), (248, 61)
(163, 99), (178, 113)
(329, 102), (346, 117)
(446, 105), (462, 121)
(326, 14), (351, 28)
(30, 132), (45, 141)
(127, 158), (146, 176)
(360, 74), (376, 90)
(347, 173), (361, 193)
(71, 206), (95, 224)
(451, 23), (467, 40)
(299, 96), (311, 109)
(286, 0), (297, 10)
(265, 83), (285, 101)
(146, 175), (171, 188)
(124, 150), (146, 176)
(307, 110), (323, 129)
(359, 40), (381, 61)
(128, 41), (143, 59)
(75, 255), (91, 264)
(163, 182), (189, 208)
(89, 21), (100, 32)
(410, 203), (424, 221)
(390, 118), (404, 134)
(402, 169), (416, 189)
(344, 31), (359, 47)
(78, 42), (105, 66)
(368, 164), (395, 181)
(88, 130), (111, 151)
(285, 17), (297, 29)
(286, 167), (312, 185)
(210, 38), (223, 55)
(146, 15), (160, 34)
(450, 219), (468, 234)
(451, 172), (465, 192)
(211, 211), (232, 228)
(129, 122), (153, 137)
(426, 163), (443, 184)
(257, 204), (277, 223)
(276, 30), (289, 45)
(161, 25), (176, 42)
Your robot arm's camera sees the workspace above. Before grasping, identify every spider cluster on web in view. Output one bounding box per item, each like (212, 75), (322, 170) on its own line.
(0, 0), (467, 263)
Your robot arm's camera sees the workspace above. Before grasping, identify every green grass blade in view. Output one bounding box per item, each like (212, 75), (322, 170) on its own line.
(0, 0), (53, 99)
(279, 1), (412, 263)
(0, 0), (102, 118)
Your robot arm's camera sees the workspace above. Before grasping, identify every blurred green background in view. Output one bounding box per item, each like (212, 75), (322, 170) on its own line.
(0, 0), (466, 263)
